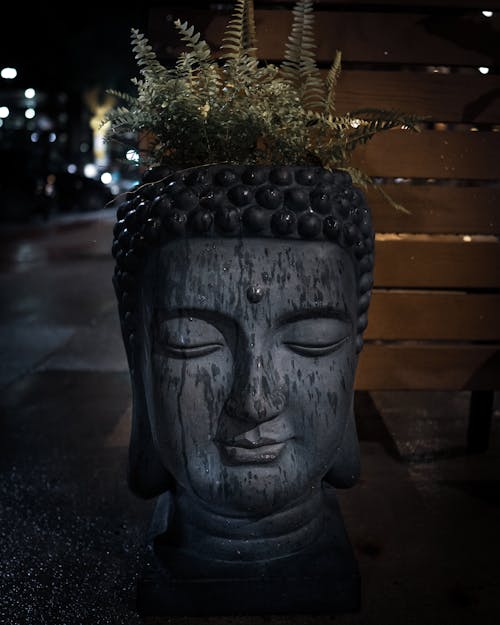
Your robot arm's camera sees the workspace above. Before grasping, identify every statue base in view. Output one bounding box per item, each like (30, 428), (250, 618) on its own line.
(137, 487), (360, 616)
(138, 566), (360, 616)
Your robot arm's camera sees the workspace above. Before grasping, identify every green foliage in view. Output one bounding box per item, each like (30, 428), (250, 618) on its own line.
(104, 0), (420, 192)
(282, 0), (325, 112)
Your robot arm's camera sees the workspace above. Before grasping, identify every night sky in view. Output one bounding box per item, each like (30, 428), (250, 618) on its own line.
(0, 2), (232, 95)
(0, 6), (153, 94)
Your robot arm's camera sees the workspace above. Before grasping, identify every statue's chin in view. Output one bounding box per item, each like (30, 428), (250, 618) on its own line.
(178, 456), (324, 518)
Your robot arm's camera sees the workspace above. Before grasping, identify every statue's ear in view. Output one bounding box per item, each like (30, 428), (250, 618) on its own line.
(323, 396), (360, 489)
(126, 339), (174, 499)
(114, 271), (174, 499)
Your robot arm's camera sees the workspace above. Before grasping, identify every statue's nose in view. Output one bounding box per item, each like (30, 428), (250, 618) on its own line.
(225, 353), (287, 424)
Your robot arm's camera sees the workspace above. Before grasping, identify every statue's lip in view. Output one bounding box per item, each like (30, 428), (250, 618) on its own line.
(216, 420), (295, 450)
(221, 435), (291, 449)
(219, 441), (288, 465)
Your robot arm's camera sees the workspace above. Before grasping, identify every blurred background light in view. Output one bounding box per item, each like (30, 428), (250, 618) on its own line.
(126, 149), (140, 162)
(1, 67), (17, 79)
(84, 164), (97, 178)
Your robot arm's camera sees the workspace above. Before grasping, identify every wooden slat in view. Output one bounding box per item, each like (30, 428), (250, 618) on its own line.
(351, 130), (500, 180)
(262, 1), (500, 8)
(356, 343), (500, 390)
(366, 291), (500, 340)
(367, 185), (500, 235)
(150, 9), (500, 66)
(374, 236), (500, 288)
(335, 71), (500, 124)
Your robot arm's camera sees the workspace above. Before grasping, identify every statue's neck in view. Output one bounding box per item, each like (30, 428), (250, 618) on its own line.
(170, 486), (326, 562)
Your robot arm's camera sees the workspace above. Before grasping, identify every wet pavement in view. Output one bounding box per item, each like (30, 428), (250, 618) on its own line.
(0, 213), (499, 625)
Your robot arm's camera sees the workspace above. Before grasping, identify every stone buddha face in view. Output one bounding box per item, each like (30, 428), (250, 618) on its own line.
(114, 164), (373, 536)
(137, 236), (360, 516)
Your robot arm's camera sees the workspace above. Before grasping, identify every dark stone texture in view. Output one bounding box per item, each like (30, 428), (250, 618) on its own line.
(112, 164), (372, 249)
(163, 210), (187, 236)
(297, 211), (322, 238)
(215, 168), (238, 187)
(271, 208), (296, 236)
(171, 188), (198, 211)
(215, 205), (241, 232)
(285, 187), (310, 212)
(228, 184), (253, 207)
(189, 209), (213, 233)
(243, 206), (268, 232)
(111, 165), (375, 360)
(242, 166), (268, 186)
(324, 216), (341, 241)
(256, 185), (284, 210)
(139, 488), (359, 616)
(246, 284), (265, 303)
(270, 167), (294, 186)
(295, 168), (319, 186)
(311, 185), (334, 214)
(117, 226), (365, 615)
(111, 168), (375, 617)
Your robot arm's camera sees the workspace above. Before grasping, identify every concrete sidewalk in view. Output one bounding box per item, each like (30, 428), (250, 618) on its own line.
(0, 214), (499, 625)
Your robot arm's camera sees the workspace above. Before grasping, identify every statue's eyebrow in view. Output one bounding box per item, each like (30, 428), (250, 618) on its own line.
(276, 306), (350, 327)
(154, 307), (235, 325)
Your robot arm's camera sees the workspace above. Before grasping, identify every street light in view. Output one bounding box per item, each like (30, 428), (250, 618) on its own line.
(1, 67), (17, 79)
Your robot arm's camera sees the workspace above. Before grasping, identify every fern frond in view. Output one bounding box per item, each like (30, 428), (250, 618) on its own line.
(342, 166), (373, 189)
(104, 1), (419, 213)
(375, 185), (411, 214)
(350, 108), (421, 131)
(244, 0), (258, 52)
(106, 89), (136, 106)
(174, 20), (213, 66)
(102, 106), (135, 131)
(281, 0), (325, 111)
(130, 29), (169, 82)
(343, 167), (411, 214)
(325, 50), (342, 115)
(306, 110), (353, 133)
(221, 0), (257, 60)
(345, 110), (421, 152)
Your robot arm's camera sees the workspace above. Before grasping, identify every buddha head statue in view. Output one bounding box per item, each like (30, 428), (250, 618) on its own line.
(112, 164), (373, 558)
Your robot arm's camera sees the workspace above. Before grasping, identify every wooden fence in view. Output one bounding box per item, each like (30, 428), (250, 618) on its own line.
(149, 0), (500, 446)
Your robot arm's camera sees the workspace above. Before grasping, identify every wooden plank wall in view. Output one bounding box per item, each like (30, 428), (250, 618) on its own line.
(149, 1), (500, 391)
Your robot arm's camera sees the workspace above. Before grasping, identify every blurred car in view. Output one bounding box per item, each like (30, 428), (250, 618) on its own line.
(0, 150), (113, 222)
(36, 171), (113, 219)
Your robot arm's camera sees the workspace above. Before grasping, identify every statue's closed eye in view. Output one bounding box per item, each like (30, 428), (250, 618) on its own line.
(284, 336), (349, 357)
(154, 312), (351, 359)
(281, 317), (350, 358)
(155, 315), (226, 359)
(164, 342), (223, 359)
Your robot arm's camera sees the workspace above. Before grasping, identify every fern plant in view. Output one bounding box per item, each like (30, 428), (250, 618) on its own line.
(104, 0), (420, 204)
